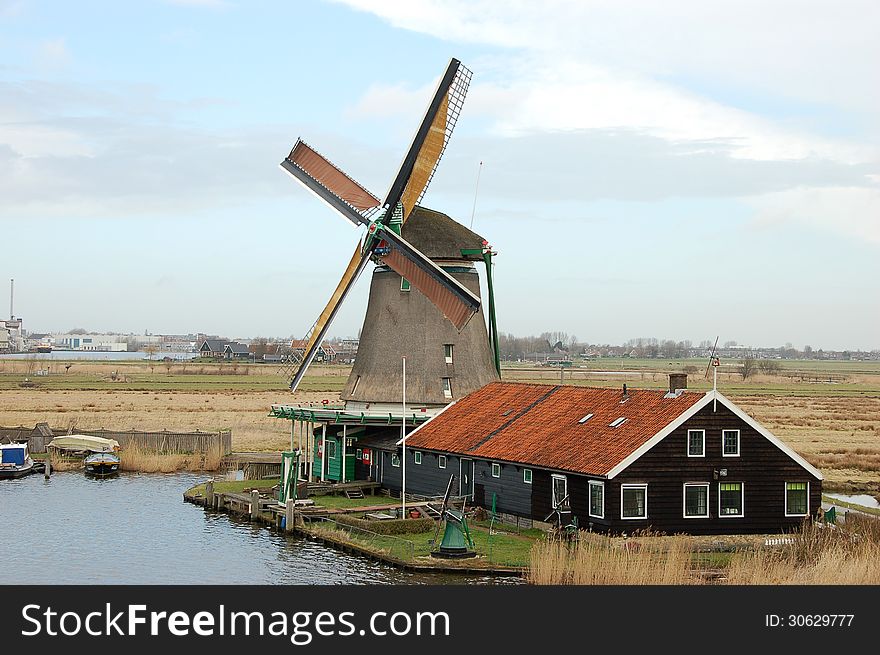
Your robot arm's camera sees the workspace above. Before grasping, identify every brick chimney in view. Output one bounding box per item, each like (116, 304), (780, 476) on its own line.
(668, 373), (688, 394)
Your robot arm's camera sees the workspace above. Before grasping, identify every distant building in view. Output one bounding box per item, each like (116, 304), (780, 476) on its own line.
(52, 333), (128, 352)
(223, 342), (250, 359)
(290, 340), (336, 363)
(198, 339), (228, 358)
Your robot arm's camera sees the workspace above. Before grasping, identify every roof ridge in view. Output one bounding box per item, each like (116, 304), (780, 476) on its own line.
(467, 385), (561, 453)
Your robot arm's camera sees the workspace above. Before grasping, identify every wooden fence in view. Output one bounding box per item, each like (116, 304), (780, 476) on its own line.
(5, 425), (232, 455)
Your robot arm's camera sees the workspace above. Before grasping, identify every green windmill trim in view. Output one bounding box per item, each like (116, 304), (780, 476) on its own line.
(461, 246), (501, 376)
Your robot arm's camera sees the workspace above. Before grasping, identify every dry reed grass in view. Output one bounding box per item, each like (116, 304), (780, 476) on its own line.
(725, 516), (880, 584)
(118, 446), (223, 473)
(529, 532), (698, 585)
(530, 518), (880, 585)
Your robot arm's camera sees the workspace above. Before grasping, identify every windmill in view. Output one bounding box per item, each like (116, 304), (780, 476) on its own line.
(430, 474), (476, 559)
(279, 58), (499, 401)
(544, 493), (578, 539)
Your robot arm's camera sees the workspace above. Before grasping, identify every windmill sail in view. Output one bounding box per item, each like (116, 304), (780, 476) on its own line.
(378, 228), (480, 331)
(288, 243), (373, 392)
(383, 58), (472, 223)
(281, 139), (380, 227)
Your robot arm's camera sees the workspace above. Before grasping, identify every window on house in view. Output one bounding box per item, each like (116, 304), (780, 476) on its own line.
(391, 453), (400, 468)
(356, 448), (362, 460)
(785, 482), (809, 516)
(687, 430), (705, 457)
(523, 469), (532, 484)
(684, 483), (710, 518)
(491, 463), (501, 478)
(609, 417), (628, 428)
(578, 413), (594, 424)
(552, 474), (568, 508)
(444, 344), (453, 364)
(722, 430), (740, 457)
(400, 277), (411, 291)
(621, 484), (647, 519)
(438, 455), (447, 469)
(326, 440), (337, 459)
(589, 480), (604, 519)
(442, 377), (452, 399)
(719, 482), (744, 517)
(414, 451), (422, 465)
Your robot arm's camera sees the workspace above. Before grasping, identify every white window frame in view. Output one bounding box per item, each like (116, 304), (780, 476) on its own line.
(438, 454), (447, 469)
(588, 480), (604, 519)
(722, 429), (740, 457)
(683, 482), (710, 519)
(400, 277), (411, 292)
(491, 462), (501, 478)
(687, 429), (705, 457)
(621, 483), (648, 520)
(444, 344), (453, 364)
(356, 448), (362, 460)
(442, 377), (452, 399)
(718, 482), (744, 518)
(784, 481), (810, 517)
(391, 452), (400, 468)
(523, 468), (532, 484)
(551, 474), (568, 509)
(413, 451), (422, 465)
(326, 440), (337, 460)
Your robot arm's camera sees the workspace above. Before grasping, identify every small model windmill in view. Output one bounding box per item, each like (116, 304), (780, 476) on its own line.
(545, 493), (578, 538)
(280, 58), (482, 393)
(430, 474), (476, 559)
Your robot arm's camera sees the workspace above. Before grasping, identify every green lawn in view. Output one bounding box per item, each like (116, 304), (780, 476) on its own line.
(311, 520), (538, 567)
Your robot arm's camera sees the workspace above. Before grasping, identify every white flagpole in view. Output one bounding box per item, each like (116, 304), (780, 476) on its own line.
(401, 356), (407, 517)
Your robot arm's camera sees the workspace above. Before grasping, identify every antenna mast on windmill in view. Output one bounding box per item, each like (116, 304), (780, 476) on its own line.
(704, 336), (720, 411)
(278, 58), (500, 404)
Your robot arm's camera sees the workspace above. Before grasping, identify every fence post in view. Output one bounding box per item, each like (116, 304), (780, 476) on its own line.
(285, 498), (295, 533)
(250, 490), (261, 521)
(205, 480), (214, 507)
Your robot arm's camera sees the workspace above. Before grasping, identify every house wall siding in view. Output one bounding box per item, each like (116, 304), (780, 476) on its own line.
(608, 401), (822, 535)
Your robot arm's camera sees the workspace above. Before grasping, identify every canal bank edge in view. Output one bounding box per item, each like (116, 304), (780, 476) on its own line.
(183, 481), (527, 577)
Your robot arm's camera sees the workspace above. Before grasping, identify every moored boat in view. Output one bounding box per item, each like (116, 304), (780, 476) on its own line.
(0, 443), (35, 479)
(83, 451), (121, 477)
(47, 434), (122, 477)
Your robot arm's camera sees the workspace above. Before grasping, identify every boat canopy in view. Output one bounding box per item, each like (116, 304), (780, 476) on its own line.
(48, 435), (121, 453)
(1, 444), (28, 465)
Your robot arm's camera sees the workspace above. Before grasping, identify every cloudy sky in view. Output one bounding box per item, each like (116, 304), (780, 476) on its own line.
(1, 0), (878, 350)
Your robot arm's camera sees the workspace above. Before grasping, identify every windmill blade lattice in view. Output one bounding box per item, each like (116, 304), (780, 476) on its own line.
(279, 57), (477, 392)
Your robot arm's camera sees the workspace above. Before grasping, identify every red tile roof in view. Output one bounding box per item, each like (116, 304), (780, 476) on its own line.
(405, 381), (705, 476)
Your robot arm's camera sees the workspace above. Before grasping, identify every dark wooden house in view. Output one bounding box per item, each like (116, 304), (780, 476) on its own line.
(378, 379), (822, 535)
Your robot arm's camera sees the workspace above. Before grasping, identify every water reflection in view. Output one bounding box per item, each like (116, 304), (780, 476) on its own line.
(0, 472), (520, 585)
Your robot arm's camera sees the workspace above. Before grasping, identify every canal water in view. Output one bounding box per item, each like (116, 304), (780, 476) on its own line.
(0, 472), (519, 585)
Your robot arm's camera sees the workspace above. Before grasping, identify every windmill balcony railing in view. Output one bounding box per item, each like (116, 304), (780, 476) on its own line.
(269, 404), (432, 426)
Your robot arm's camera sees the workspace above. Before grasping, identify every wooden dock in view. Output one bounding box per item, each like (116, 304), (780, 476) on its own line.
(183, 484), (524, 577)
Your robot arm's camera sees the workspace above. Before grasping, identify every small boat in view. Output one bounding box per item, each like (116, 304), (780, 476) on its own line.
(0, 443), (35, 479)
(47, 434), (122, 477)
(84, 451), (121, 477)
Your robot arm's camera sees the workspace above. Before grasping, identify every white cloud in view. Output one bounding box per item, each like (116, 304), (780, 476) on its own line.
(164, 0), (230, 8)
(748, 186), (880, 246)
(336, 0), (880, 247)
(36, 37), (71, 68)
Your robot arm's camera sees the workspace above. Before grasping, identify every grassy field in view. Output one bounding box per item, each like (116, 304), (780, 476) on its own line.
(2, 357), (878, 491)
